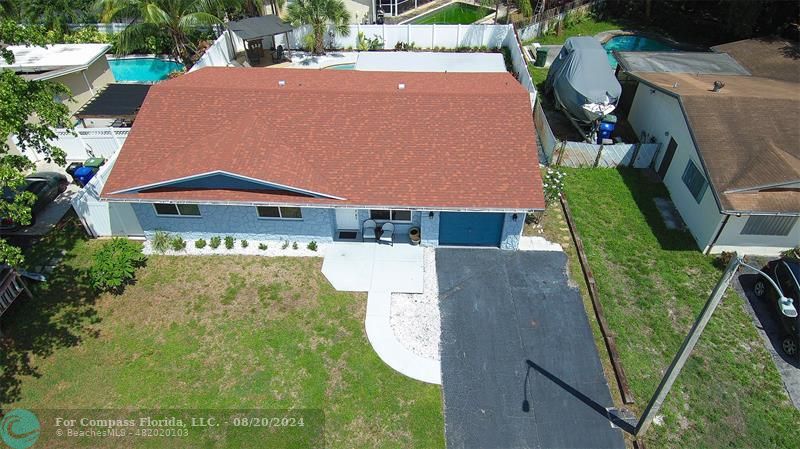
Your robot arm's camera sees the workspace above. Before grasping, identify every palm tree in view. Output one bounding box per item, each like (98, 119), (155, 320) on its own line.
(95, 0), (226, 68)
(286, 0), (349, 55)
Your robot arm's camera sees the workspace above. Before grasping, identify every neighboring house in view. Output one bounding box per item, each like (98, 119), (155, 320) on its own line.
(0, 44), (114, 116)
(1, 44), (116, 159)
(100, 67), (544, 249)
(618, 38), (799, 256)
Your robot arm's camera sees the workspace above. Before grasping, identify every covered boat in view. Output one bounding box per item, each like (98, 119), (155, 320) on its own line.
(544, 37), (622, 124)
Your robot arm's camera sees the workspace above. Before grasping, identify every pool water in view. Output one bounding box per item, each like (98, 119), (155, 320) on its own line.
(603, 35), (677, 67)
(109, 58), (184, 82)
(412, 2), (494, 25)
(324, 63), (356, 70)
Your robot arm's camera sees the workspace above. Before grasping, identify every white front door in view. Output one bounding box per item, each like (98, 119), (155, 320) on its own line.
(335, 208), (359, 230)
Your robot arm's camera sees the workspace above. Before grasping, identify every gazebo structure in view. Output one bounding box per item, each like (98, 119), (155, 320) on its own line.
(227, 15), (294, 66)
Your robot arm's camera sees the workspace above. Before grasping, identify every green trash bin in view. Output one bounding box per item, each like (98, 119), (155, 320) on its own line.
(534, 47), (549, 67)
(83, 157), (106, 168)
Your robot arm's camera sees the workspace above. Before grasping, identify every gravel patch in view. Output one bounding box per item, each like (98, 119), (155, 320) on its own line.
(391, 247), (440, 360)
(142, 239), (330, 257)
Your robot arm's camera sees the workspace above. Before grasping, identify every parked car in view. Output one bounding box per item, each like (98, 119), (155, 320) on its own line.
(753, 257), (800, 357)
(1, 172), (68, 231)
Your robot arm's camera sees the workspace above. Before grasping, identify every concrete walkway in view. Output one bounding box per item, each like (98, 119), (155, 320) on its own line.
(322, 242), (441, 384)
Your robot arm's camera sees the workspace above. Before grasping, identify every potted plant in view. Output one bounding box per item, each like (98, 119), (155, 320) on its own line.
(409, 227), (421, 246)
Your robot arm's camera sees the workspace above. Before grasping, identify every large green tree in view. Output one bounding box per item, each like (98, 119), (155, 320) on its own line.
(21, 0), (96, 34)
(286, 0), (350, 55)
(94, 0), (226, 68)
(0, 20), (72, 267)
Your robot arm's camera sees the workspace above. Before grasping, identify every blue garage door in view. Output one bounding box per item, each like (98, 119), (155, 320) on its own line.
(439, 212), (504, 247)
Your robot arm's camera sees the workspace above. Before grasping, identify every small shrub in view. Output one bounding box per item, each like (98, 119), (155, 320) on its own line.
(258, 243), (268, 251)
(292, 241), (298, 250)
(543, 168), (566, 205)
(781, 246), (800, 259)
(89, 238), (146, 293)
(713, 251), (737, 269)
(224, 236), (235, 250)
(307, 241), (318, 251)
(210, 236), (221, 249)
(194, 238), (207, 249)
(281, 240), (289, 250)
(241, 239), (249, 248)
(171, 236), (186, 251)
(151, 230), (171, 254)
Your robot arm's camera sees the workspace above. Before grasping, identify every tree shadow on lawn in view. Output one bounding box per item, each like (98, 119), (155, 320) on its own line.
(0, 216), (101, 412)
(616, 167), (700, 252)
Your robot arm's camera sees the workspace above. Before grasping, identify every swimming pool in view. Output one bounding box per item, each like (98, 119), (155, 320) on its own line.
(324, 63), (356, 70)
(108, 57), (184, 82)
(603, 35), (677, 67)
(411, 2), (494, 25)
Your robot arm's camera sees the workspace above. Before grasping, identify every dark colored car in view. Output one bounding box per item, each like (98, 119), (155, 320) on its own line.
(1, 172), (68, 231)
(753, 257), (800, 357)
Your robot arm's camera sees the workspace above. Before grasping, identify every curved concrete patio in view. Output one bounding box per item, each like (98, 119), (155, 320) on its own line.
(366, 290), (441, 384)
(322, 242), (441, 384)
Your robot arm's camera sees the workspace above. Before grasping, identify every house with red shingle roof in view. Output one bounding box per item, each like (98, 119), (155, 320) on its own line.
(100, 67), (544, 248)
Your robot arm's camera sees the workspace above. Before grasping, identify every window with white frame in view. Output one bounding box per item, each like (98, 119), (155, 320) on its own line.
(256, 206), (303, 219)
(740, 215), (798, 236)
(153, 203), (201, 216)
(370, 209), (411, 222)
(681, 160), (708, 203)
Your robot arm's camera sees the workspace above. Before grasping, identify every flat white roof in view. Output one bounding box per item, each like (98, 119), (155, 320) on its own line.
(355, 51), (506, 73)
(0, 44), (110, 73)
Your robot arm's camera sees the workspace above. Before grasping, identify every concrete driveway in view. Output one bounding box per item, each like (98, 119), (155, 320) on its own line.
(437, 249), (625, 449)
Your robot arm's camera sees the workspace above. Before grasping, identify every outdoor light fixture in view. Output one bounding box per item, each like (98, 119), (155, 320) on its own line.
(512, 213), (518, 221)
(428, 211), (434, 219)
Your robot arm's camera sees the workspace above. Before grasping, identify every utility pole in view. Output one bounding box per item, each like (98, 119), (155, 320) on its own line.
(634, 255), (741, 437)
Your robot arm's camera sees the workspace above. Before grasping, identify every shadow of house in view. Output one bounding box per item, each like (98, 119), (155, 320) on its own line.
(615, 167), (699, 252)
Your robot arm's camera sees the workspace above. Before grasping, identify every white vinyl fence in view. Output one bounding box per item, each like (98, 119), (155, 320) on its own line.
(17, 128), (130, 163)
(191, 24), (536, 102)
(71, 155), (144, 237)
(534, 101), (558, 163)
(68, 22), (130, 34)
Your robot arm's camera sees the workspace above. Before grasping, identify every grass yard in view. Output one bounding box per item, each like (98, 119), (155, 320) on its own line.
(553, 168), (799, 448)
(1, 217), (444, 448)
(523, 14), (626, 46)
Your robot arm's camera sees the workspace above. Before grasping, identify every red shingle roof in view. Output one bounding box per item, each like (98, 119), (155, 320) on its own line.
(102, 67), (544, 210)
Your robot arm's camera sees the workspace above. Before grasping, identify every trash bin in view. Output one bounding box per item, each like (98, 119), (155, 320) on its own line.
(83, 157), (106, 169)
(73, 166), (98, 186)
(534, 47), (549, 67)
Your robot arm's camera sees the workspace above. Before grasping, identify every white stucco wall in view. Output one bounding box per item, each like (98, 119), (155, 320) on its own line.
(55, 57), (115, 115)
(709, 214), (800, 256)
(628, 83), (724, 251)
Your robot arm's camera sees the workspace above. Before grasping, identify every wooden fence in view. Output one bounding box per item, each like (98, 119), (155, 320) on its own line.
(518, 0), (604, 41)
(555, 141), (660, 168)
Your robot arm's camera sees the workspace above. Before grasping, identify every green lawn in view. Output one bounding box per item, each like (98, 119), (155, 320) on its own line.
(523, 15), (625, 46)
(1, 217), (444, 448)
(559, 168), (799, 448)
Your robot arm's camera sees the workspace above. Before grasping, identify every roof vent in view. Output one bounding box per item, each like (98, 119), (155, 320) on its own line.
(712, 80), (725, 92)
(278, 80), (286, 87)
(398, 83), (405, 90)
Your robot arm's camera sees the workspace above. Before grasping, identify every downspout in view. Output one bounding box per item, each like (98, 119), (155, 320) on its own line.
(705, 214), (730, 255)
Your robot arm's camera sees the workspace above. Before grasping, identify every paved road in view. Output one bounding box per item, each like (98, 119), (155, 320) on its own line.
(437, 249), (625, 449)
(734, 273), (800, 410)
